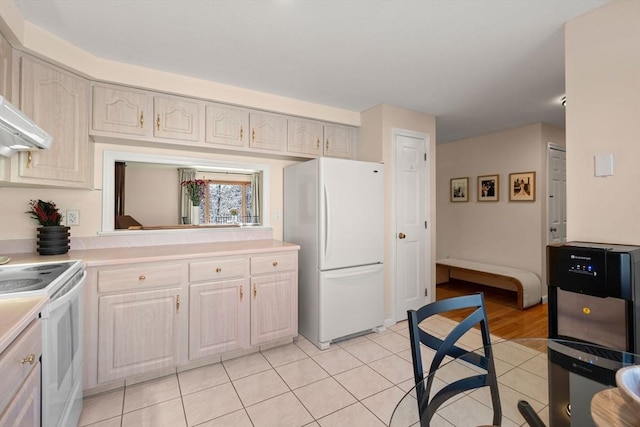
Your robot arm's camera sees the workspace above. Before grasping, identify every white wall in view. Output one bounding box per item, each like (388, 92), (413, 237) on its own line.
(565, 0), (640, 245)
(436, 123), (564, 292)
(0, 142), (299, 242)
(125, 166), (179, 226)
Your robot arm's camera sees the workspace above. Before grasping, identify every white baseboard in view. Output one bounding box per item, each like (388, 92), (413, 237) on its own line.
(383, 318), (395, 328)
(541, 295), (548, 304)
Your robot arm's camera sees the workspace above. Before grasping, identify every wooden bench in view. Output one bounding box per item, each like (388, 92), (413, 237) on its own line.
(436, 258), (542, 310)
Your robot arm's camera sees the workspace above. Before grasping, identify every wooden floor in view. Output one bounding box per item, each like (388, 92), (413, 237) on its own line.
(436, 279), (549, 339)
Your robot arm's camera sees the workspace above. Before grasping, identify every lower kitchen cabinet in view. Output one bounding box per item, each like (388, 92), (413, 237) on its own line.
(189, 279), (249, 359)
(98, 288), (184, 383)
(251, 272), (297, 345)
(0, 319), (41, 427)
(84, 245), (298, 390)
(0, 364), (40, 427)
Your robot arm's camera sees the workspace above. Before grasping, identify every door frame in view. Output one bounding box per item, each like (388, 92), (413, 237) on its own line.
(544, 142), (566, 300)
(390, 128), (431, 325)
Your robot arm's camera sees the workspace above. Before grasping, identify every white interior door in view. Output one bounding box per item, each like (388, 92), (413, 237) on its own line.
(394, 129), (429, 321)
(548, 145), (567, 244)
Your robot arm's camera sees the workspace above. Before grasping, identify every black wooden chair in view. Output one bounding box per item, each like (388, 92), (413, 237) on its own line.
(407, 293), (502, 426)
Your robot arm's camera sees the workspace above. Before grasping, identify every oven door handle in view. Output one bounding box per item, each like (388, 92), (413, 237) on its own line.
(45, 271), (87, 314)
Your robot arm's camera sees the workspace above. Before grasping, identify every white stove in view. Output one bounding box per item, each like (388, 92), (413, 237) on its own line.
(0, 259), (86, 427)
(0, 260), (82, 297)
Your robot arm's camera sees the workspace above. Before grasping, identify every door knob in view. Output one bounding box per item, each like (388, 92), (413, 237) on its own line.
(550, 227), (557, 232)
(398, 232), (406, 239)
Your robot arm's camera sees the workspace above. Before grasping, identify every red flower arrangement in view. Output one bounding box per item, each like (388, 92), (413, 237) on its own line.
(26, 199), (63, 226)
(181, 179), (206, 205)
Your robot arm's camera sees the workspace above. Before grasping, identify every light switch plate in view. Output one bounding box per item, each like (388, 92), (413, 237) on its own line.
(66, 210), (80, 226)
(594, 153), (614, 177)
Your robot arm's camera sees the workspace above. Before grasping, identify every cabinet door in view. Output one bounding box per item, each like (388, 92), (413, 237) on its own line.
(250, 273), (297, 345)
(323, 124), (355, 159)
(189, 279), (249, 360)
(0, 363), (40, 427)
(153, 96), (201, 141)
(287, 118), (322, 156)
(0, 33), (12, 100)
(249, 112), (286, 152)
(98, 288), (183, 383)
(92, 84), (150, 136)
(205, 104), (249, 147)
(18, 55), (89, 186)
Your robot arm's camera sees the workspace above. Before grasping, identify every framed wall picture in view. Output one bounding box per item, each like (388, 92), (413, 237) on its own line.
(478, 174), (499, 202)
(509, 171), (536, 201)
(450, 177), (469, 202)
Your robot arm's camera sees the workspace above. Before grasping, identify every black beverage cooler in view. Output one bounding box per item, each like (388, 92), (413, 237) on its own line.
(547, 242), (640, 426)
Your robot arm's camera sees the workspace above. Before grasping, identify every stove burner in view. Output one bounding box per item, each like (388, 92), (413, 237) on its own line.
(0, 278), (45, 292)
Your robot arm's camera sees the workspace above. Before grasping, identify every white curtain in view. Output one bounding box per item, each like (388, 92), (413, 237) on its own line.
(251, 172), (262, 224)
(179, 168), (196, 224)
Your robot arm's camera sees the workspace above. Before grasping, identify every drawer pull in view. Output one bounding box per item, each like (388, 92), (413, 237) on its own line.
(21, 354), (36, 365)
(176, 294), (181, 312)
(253, 283), (257, 298)
(272, 261), (278, 267)
(140, 111), (144, 127)
(139, 275), (146, 281)
(240, 286), (244, 301)
(216, 267), (222, 273)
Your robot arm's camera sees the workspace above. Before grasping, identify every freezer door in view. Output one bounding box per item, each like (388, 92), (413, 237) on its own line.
(319, 158), (384, 270)
(319, 264), (384, 343)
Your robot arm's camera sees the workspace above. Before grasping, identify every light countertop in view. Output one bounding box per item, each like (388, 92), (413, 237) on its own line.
(2, 239), (300, 268)
(0, 296), (47, 354)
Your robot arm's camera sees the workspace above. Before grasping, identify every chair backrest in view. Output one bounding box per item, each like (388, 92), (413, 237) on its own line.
(407, 293), (502, 426)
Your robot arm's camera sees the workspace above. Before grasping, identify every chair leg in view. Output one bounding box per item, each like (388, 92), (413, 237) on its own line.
(517, 400), (546, 427)
(491, 383), (502, 426)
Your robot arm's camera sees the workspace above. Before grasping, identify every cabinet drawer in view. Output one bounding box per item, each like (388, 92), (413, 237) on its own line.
(190, 258), (247, 282)
(98, 264), (184, 293)
(250, 252), (297, 275)
(0, 319), (41, 413)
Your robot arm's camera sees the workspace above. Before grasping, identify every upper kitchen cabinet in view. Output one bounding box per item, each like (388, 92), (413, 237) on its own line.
(153, 95), (202, 142)
(92, 84), (203, 143)
(287, 118), (323, 157)
(0, 33), (12, 101)
(323, 124), (356, 159)
(2, 54), (91, 188)
(248, 111), (287, 152)
(205, 107), (288, 153)
(92, 84), (151, 137)
(287, 119), (356, 159)
(204, 103), (249, 148)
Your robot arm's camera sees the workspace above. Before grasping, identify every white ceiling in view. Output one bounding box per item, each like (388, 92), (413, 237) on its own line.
(13, 0), (608, 143)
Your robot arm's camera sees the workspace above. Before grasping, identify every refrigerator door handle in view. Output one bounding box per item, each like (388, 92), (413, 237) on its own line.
(324, 184), (330, 259)
(323, 265), (382, 279)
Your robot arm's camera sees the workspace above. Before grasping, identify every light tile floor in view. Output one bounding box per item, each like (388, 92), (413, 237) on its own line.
(77, 316), (548, 427)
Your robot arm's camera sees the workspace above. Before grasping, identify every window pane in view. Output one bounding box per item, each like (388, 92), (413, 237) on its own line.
(207, 183), (249, 224)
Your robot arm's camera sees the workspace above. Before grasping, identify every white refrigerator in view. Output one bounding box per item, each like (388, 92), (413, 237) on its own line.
(284, 157), (384, 349)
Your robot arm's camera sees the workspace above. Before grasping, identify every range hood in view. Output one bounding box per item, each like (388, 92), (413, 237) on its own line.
(0, 95), (53, 157)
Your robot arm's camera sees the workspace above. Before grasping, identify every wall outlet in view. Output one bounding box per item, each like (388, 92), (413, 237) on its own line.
(66, 210), (80, 226)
